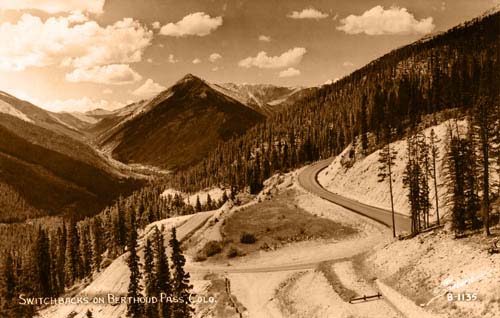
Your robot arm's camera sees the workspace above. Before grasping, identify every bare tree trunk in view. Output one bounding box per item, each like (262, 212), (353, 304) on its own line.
(481, 129), (491, 236)
(388, 144), (396, 238)
(432, 153), (440, 225)
(479, 101), (491, 236)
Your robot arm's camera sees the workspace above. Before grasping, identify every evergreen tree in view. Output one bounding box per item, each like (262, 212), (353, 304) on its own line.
(417, 132), (432, 228)
(429, 129), (441, 225)
(65, 218), (80, 286)
(144, 238), (158, 318)
(445, 131), (467, 233)
(91, 218), (103, 272)
(126, 211), (143, 317)
(403, 135), (422, 234)
(471, 85), (494, 235)
(169, 228), (194, 318)
(153, 226), (172, 318)
(35, 227), (52, 297)
(115, 202), (127, 254)
(80, 226), (93, 278)
(195, 196), (202, 212)
(378, 128), (398, 237)
(360, 95), (369, 153)
(56, 224), (66, 294)
(2, 253), (16, 315)
(206, 194), (212, 210)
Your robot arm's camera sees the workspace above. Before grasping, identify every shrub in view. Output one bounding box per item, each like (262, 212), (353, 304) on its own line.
(193, 254), (207, 262)
(227, 245), (244, 258)
(198, 240), (222, 258)
(240, 232), (257, 244)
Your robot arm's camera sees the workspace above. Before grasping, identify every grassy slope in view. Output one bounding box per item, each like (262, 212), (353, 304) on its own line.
(218, 190), (357, 257)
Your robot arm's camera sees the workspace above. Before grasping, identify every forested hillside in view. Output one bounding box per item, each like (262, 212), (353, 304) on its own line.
(171, 10), (499, 194)
(97, 74), (265, 169)
(0, 94), (144, 222)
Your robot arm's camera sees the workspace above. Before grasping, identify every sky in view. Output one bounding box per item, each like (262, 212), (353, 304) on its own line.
(0, 0), (497, 112)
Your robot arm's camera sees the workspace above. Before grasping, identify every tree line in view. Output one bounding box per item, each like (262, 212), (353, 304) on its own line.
(169, 11), (499, 200)
(0, 186), (226, 317)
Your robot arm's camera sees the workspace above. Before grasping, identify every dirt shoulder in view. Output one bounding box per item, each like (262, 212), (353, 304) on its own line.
(363, 226), (500, 318)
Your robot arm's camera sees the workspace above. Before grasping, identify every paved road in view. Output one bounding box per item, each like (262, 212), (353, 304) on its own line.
(186, 159), (411, 274)
(298, 158), (412, 234)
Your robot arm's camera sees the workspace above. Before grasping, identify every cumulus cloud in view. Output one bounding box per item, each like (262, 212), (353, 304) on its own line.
(209, 53), (222, 63)
(102, 88), (113, 94)
(343, 61), (354, 67)
(151, 21), (161, 29)
(0, 13), (153, 71)
(337, 6), (435, 35)
(258, 35), (271, 42)
(288, 8), (329, 19)
(159, 12), (223, 37)
(132, 79), (166, 98)
(168, 54), (178, 63)
(279, 67), (301, 78)
(192, 58), (202, 64)
(66, 64), (142, 85)
(0, 0), (105, 14)
(238, 47), (307, 69)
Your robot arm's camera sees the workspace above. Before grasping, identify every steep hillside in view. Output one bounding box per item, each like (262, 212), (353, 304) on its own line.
(171, 9), (499, 193)
(318, 120), (454, 218)
(98, 74), (265, 169)
(0, 96), (144, 221)
(0, 91), (87, 141)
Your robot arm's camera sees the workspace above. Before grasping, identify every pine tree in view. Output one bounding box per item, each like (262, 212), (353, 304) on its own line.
(169, 228), (194, 318)
(35, 227), (52, 297)
(195, 196), (202, 212)
(57, 224), (66, 294)
(206, 194), (212, 210)
(49, 233), (60, 295)
(429, 129), (441, 225)
(360, 95), (369, 153)
(126, 211), (143, 317)
(403, 135), (422, 234)
(417, 132), (432, 228)
(378, 127), (398, 237)
(65, 218), (80, 286)
(445, 131), (467, 233)
(91, 218), (103, 272)
(472, 86), (494, 235)
(154, 226), (172, 318)
(80, 226), (93, 278)
(144, 238), (158, 318)
(115, 202), (127, 254)
(2, 253), (16, 315)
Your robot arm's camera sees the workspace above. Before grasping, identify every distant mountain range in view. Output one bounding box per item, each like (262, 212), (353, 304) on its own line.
(0, 75), (303, 220)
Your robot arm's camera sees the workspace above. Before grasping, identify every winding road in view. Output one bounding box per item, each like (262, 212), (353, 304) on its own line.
(298, 158), (412, 234)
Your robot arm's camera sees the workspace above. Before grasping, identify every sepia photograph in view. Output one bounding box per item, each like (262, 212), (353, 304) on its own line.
(0, 0), (499, 317)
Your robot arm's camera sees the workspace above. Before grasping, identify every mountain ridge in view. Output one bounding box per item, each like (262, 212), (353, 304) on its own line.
(95, 73), (266, 170)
